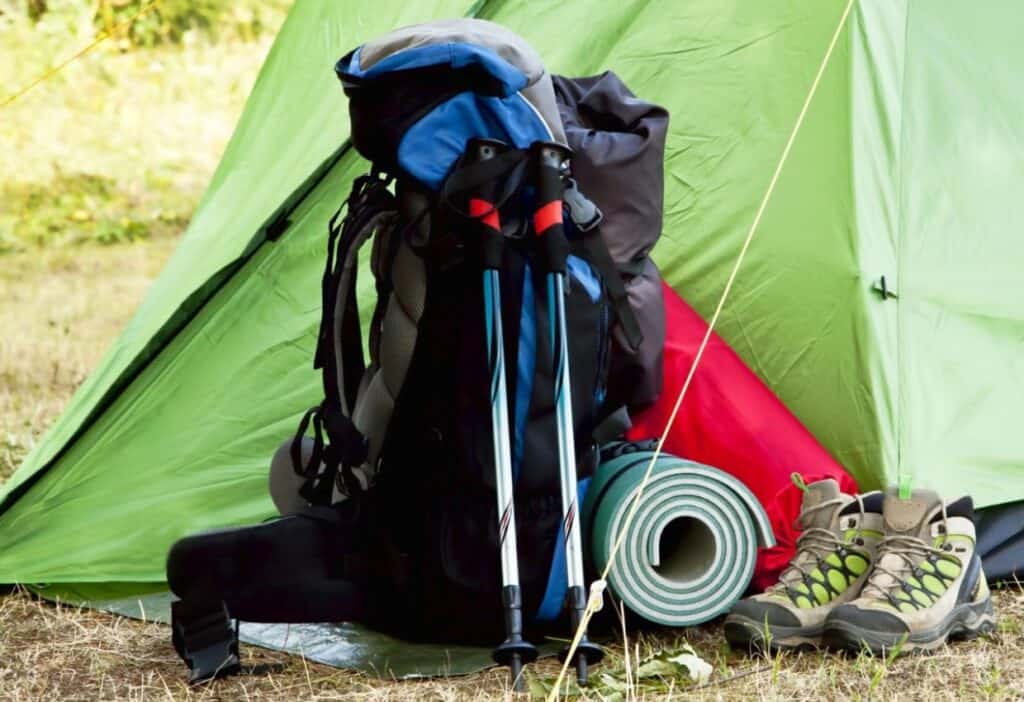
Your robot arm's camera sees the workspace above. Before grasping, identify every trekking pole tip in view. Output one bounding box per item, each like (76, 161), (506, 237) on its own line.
(510, 653), (524, 692)
(575, 655), (588, 687)
(561, 585), (604, 686)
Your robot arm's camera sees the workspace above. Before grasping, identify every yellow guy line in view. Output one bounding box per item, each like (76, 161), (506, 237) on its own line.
(545, 0), (857, 698)
(1, 0), (163, 109)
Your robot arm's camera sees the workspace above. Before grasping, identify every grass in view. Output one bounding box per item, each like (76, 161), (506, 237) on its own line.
(2, 8), (1024, 702)
(0, 7), (274, 253)
(0, 586), (1021, 700)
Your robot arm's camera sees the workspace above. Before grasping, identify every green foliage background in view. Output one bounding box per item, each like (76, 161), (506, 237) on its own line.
(0, 0), (290, 253)
(2, 0), (291, 46)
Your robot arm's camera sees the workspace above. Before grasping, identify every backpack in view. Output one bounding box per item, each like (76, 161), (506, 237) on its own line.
(273, 19), (669, 641)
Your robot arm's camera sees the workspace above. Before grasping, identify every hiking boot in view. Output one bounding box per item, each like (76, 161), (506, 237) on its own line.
(823, 488), (996, 655)
(725, 477), (884, 652)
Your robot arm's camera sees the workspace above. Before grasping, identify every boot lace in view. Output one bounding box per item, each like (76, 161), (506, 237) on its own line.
(860, 504), (950, 601)
(766, 495), (860, 595)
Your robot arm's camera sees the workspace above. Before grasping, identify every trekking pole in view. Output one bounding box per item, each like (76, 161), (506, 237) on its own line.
(530, 141), (604, 686)
(466, 138), (538, 692)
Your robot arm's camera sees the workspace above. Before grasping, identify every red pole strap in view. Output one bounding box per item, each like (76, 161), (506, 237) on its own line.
(469, 198), (501, 231)
(532, 200), (563, 237)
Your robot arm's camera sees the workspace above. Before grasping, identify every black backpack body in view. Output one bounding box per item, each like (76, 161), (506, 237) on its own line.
(375, 195), (612, 640)
(272, 19), (669, 641)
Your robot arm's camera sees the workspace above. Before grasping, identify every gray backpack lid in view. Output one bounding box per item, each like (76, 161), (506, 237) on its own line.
(356, 18), (566, 145)
(337, 18), (567, 187)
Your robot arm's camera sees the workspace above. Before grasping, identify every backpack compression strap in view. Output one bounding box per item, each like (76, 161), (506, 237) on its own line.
(562, 180), (644, 352)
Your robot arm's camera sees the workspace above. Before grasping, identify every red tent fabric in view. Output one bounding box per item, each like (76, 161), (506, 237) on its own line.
(626, 283), (858, 591)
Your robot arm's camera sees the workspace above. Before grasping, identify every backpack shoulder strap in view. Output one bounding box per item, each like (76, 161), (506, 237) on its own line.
(316, 174), (396, 414)
(294, 174), (397, 504)
(349, 187), (431, 471)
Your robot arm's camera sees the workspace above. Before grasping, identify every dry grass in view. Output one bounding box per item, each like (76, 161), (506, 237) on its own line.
(0, 585), (1021, 701)
(2, 9), (1024, 702)
(0, 586), (509, 701)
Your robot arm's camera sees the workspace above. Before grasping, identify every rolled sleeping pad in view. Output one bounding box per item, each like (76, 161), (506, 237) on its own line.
(583, 446), (775, 626)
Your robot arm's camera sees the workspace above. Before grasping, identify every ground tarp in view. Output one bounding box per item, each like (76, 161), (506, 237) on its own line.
(30, 584), (510, 678)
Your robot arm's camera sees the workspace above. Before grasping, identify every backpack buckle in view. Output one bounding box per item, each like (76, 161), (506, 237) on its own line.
(171, 600), (240, 684)
(563, 179), (603, 232)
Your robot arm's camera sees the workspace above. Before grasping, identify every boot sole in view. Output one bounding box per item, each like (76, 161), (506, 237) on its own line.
(724, 613), (822, 652)
(822, 597), (996, 656)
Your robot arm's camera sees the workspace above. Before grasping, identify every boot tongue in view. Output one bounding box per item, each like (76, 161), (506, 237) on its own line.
(863, 487), (945, 600)
(773, 479), (849, 589)
(799, 478), (845, 529)
(882, 487), (943, 536)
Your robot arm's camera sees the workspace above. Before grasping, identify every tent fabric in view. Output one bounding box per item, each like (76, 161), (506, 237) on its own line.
(2, 0), (1023, 595)
(852, 0), (1024, 507)
(626, 284), (858, 592)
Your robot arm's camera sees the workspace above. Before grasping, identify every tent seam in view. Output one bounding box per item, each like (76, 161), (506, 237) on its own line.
(894, 0), (911, 488)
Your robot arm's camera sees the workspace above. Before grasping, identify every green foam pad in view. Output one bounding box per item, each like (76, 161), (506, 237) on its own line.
(583, 450), (774, 626)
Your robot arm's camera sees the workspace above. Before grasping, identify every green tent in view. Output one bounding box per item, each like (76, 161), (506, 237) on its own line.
(3, 0), (1022, 600)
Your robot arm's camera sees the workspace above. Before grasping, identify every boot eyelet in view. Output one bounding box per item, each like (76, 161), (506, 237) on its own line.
(854, 538), (865, 546)
(943, 544), (954, 552)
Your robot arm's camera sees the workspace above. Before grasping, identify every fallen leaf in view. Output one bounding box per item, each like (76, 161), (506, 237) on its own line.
(635, 658), (675, 679)
(667, 651), (713, 684)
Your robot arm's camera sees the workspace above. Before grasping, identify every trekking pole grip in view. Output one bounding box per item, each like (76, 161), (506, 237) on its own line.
(466, 138), (509, 271)
(531, 141), (572, 274)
